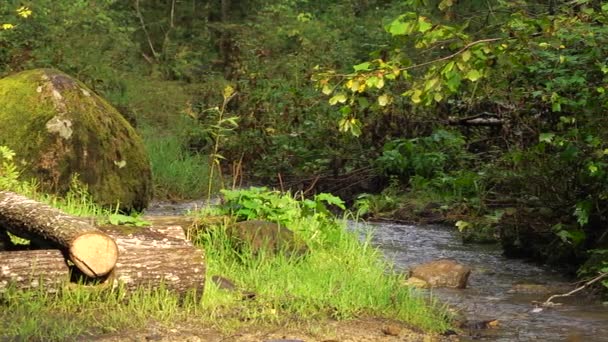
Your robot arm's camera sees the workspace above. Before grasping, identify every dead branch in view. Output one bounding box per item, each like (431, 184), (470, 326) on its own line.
(542, 272), (608, 306)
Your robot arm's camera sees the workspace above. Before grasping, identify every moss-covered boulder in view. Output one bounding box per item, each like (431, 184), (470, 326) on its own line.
(0, 69), (152, 211)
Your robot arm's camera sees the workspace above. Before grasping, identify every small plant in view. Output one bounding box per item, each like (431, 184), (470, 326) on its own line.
(0, 146), (37, 194)
(218, 187), (344, 224)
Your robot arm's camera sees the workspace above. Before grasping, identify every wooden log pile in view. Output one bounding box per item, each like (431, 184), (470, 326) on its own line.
(0, 191), (205, 296)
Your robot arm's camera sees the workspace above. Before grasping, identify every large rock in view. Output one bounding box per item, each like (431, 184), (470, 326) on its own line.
(409, 259), (472, 289)
(0, 69), (151, 211)
(228, 220), (308, 257)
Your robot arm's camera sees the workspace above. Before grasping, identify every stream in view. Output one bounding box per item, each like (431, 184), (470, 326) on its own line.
(146, 201), (608, 341)
(369, 222), (608, 341)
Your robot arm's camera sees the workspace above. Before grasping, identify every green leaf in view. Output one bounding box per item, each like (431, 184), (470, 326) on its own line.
(465, 69), (482, 82)
(353, 62), (371, 71)
(575, 200), (592, 226)
(387, 20), (410, 36)
(461, 50), (471, 62)
(539, 133), (555, 143)
(418, 17), (433, 33)
(315, 193), (346, 210)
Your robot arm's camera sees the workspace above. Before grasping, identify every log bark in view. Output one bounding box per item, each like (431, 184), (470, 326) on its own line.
(0, 250), (70, 291)
(0, 225), (205, 296)
(0, 191), (118, 278)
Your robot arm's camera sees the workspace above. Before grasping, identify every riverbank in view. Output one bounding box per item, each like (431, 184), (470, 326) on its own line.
(90, 317), (453, 342)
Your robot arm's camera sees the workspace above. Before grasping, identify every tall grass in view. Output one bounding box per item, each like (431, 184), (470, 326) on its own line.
(140, 124), (217, 200)
(194, 212), (452, 333)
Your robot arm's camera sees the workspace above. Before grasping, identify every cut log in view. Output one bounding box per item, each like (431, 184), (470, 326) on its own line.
(0, 225), (205, 296)
(0, 191), (118, 278)
(0, 250), (70, 291)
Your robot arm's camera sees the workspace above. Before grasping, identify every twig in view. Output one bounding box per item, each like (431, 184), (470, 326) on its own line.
(542, 272), (608, 306)
(400, 37), (503, 72)
(303, 175), (321, 195)
(134, 0), (158, 59)
(277, 173), (284, 193)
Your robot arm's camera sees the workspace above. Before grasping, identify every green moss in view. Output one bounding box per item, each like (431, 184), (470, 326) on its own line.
(0, 69), (152, 211)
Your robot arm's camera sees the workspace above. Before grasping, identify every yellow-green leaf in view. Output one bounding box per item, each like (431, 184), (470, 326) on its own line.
(424, 77), (439, 91)
(433, 92), (444, 102)
(411, 89), (423, 104)
(455, 220), (470, 232)
(438, 0), (453, 11)
(322, 84), (332, 95)
(465, 69), (482, 82)
(418, 17), (433, 33)
(16, 6), (32, 18)
(223, 85), (235, 99)
(329, 93), (347, 105)
(378, 94), (391, 106)
(461, 50), (471, 62)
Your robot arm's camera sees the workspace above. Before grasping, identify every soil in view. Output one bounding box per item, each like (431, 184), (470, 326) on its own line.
(87, 317), (456, 342)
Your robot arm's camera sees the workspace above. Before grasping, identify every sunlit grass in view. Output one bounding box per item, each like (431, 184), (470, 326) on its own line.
(140, 125), (218, 200)
(194, 215), (452, 333)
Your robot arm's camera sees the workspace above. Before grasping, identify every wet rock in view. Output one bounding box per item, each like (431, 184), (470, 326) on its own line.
(228, 220), (308, 257)
(0, 69), (152, 211)
(410, 259), (472, 289)
(404, 276), (430, 289)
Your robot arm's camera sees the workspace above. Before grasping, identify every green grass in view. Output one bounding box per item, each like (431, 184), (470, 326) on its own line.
(195, 215), (452, 333)
(140, 125), (218, 200)
(0, 283), (202, 341)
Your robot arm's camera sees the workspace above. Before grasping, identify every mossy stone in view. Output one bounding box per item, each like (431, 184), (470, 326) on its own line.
(0, 69), (152, 211)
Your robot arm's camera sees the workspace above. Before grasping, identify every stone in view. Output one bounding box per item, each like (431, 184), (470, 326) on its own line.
(404, 276), (430, 289)
(228, 220), (308, 257)
(410, 259), (472, 289)
(0, 69), (152, 211)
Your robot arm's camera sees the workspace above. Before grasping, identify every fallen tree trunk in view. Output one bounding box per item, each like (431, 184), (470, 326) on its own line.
(0, 191), (118, 278)
(0, 225), (205, 296)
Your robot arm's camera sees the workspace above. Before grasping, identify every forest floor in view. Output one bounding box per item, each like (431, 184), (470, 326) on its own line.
(89, 317), (454, 342)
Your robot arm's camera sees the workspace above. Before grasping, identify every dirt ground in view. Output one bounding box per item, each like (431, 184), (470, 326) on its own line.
(88, 317), (457, 342)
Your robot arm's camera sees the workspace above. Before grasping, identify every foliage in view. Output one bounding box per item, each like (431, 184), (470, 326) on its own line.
(218, 187), (346, 247)
(0, 145), (36, 194)
(376, 129), (470, 181)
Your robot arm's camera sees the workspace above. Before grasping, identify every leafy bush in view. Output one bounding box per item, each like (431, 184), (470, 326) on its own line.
(376, 129), (470, 181)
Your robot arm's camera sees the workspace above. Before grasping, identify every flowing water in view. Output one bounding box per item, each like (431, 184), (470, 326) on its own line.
(369, 222), (608, 341)
(146, 200), (608, 341)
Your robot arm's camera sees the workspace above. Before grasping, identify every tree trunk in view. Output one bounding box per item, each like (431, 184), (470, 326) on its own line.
(0, 191), (118, 278)
(0, 225), (205, 296)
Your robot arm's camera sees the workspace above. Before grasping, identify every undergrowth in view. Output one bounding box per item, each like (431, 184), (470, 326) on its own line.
(1, 148), (452, 339)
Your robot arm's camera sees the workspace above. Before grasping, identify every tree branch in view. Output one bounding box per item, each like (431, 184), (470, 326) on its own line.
(135, 0), (158, 59)
(400, 37), (504, 72)
(542, 272), (608, 306)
